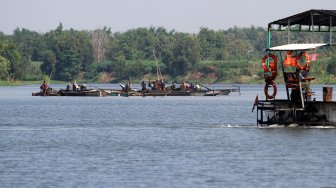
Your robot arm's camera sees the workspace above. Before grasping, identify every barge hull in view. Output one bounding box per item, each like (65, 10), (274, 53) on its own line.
(257, 100), (336, 127)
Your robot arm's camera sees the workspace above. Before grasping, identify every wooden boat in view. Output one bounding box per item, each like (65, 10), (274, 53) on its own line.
(32, 84), (109, 97)
(115, 50), (240, 97)
(254, 9), (336, 127)
(58, 89), (108, 97)
(32, 88), (60, 96)
(142, 89), (230, 96)
(122, 50), (239, 97)
(121, 86), (238, 97)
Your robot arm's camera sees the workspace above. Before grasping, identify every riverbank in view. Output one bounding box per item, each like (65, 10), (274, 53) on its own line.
(0, 80), (68, 86)
(1, 77), (335, 86)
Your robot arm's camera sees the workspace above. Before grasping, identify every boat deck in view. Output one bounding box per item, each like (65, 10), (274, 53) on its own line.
(257, 99), (336, 127)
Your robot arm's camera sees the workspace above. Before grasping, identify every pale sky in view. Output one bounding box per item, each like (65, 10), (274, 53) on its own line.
(1, 0), (335, 34)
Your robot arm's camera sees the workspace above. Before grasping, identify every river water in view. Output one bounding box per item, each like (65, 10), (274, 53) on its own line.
(0, 84), (336, 188)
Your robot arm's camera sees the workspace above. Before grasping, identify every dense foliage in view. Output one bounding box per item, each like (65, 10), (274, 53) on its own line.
(0, 24), (336, 84)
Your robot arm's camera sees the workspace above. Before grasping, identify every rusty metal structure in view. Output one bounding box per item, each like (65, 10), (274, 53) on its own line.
(256, 10), (336, 127)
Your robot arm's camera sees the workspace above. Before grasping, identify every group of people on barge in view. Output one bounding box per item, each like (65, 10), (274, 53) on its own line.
(65, 81), (87, 92)
(178, 81), (201, 91)
(39, 80), (87, 96)
(138, 79), (201, 92)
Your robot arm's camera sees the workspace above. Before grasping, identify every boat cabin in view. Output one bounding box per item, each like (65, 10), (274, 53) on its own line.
(256, 9), (336, 127)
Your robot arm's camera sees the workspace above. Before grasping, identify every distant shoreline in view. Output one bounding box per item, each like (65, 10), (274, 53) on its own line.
(1, 79), (335, 86)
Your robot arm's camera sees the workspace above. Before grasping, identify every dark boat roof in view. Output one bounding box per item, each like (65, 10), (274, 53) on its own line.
(268, 9), (336, 29)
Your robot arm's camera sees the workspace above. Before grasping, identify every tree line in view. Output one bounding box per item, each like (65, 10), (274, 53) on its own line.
(1, 23), (336, 84)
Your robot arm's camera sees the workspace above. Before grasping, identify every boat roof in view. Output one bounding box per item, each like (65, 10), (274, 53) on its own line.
(267, 43), (328, 51)
(268, 9), (336, 29)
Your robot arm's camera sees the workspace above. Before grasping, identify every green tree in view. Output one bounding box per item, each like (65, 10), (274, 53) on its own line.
(198, 27), (227, 60)
(23, 61), (44, 80)
(170, 33), (200, 75)
(0, 42), (22, 80)
(40, 50), (56, 77)
(326, 56), (336, 75)
(12, 28), (43, 61)
(55, 48), (81, 80)
(0, 55), (10, 80)
(42, 24), (93, 80)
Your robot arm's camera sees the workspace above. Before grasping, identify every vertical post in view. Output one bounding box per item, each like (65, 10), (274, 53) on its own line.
(311, 11), (314, 32)
(279, 51), (290, 101)
(257, 107), (259, 127)
(267, 26), (271, 67)
(287, 19), (290, 44)
(260, 104), (264, 126)
(267, 27), (271, 49)
(299, 76), (305, 109)
(330, 16), (333, 45)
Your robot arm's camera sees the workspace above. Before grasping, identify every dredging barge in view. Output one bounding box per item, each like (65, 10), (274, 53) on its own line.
(32, 82), (109, 97)
(255, 9), (336, 127)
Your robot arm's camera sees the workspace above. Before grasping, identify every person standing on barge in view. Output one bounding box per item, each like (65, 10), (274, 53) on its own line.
(40, 80), (48, 96)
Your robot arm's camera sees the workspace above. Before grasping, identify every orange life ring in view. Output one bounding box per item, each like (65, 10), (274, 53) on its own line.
(264, 80), (277, 100)
(297, 52), (310, 71)
(262, 53), (278, 71)
(262, 54), (278, 80)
